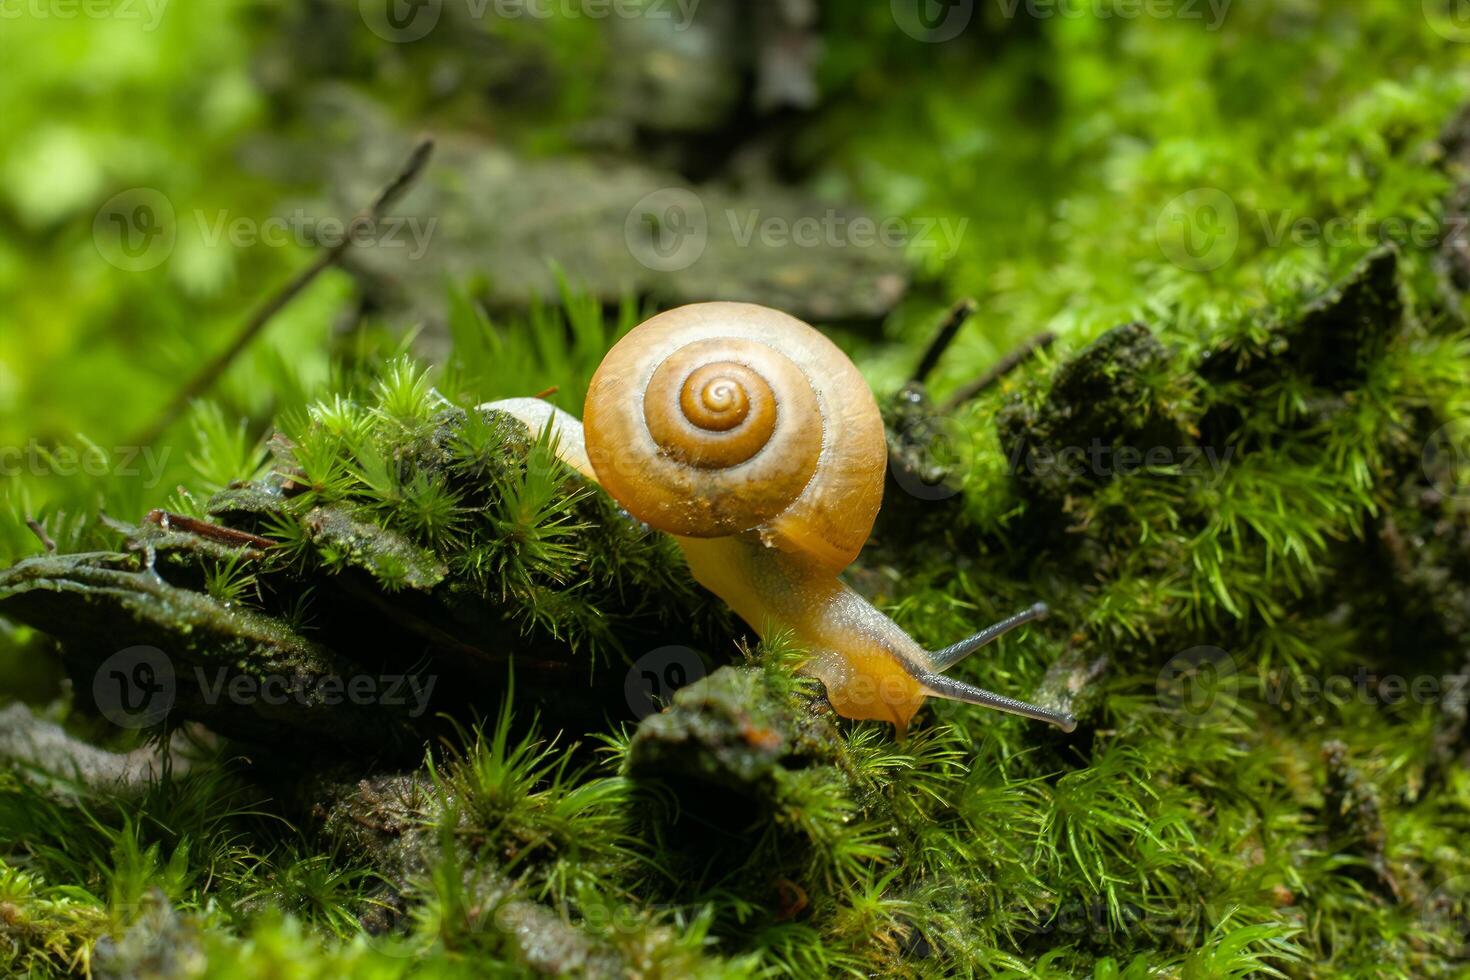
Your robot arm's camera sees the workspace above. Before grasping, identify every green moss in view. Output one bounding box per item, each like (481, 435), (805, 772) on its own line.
(7, 6), (1470, 978)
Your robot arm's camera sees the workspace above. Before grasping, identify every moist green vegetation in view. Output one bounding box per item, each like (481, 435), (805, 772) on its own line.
(6, 4), (1470, 979)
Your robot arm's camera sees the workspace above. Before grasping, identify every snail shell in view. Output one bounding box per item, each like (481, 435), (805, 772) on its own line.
(583, 302), (887, 573)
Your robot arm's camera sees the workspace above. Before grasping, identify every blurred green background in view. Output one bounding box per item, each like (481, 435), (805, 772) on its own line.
(0, 1), (1466, 555)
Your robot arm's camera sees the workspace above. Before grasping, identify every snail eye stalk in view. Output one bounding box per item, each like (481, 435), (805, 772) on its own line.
(918, 672), (1077, 733)
(928, 602), (1050, 671)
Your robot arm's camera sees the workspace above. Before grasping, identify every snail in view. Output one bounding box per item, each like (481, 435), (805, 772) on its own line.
(483, 302), (1076, 735)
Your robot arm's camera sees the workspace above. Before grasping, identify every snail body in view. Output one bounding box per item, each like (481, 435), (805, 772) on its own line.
(484, 302), (1074, 734)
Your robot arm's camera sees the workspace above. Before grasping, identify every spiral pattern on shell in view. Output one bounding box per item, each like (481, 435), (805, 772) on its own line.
(584, 302), (887, 571)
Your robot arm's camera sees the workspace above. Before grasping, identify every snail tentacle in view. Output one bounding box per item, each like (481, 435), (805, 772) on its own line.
(927, 602), (1051, 671)
(918, 672), (1077, 733)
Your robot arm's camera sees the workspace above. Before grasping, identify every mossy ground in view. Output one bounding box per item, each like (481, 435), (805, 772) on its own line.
(5, 3), (1470, 978)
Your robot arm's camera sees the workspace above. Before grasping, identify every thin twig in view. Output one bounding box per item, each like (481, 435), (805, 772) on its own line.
(144, 509), (277, 551)
(940, 330), (1057, 413)
(134, 137), (437, 447)
(24, 518), (56, 553)
(910, 298), (977, 385)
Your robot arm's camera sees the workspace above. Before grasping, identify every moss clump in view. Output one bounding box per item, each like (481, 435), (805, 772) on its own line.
(998, 320), (1192, 504)
(628, 661), (841, 788)
(0, 388), (730, 759)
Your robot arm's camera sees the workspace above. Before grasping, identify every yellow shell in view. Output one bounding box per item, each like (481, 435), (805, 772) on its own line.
(583, 302), (887, 573)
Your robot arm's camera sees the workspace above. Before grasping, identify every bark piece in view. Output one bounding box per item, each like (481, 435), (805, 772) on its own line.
(0, 554), (420, 754)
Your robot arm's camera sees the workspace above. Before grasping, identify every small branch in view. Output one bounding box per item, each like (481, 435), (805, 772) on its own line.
(134, 137), (436, 447)
(144, 509), (277, 551)
(25, 518), (56, 553)
(0, 703), (192, 794)
(910, 298), (977, 385)
(940, 330), (1057, 413)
